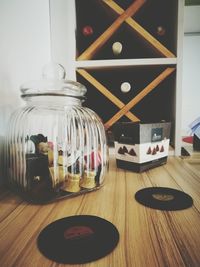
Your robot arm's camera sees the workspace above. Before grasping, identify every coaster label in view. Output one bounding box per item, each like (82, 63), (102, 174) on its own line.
(64, 226), (94, 241)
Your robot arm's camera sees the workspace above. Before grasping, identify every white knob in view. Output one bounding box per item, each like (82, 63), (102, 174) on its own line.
(120, 82), (131, 93)
(112, 42), (123, 55)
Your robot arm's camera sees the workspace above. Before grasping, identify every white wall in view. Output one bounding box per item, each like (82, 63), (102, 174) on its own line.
(0, 0), (51, 182)
(50, 0), (76, 80)
(182, 6), (200, 135)
(184, 5), (200, 34)
(182, 35), (200, 135)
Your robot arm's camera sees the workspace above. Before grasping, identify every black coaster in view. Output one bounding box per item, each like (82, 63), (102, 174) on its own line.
(135, 187), (193, 211)
(37, 215), (119, 264)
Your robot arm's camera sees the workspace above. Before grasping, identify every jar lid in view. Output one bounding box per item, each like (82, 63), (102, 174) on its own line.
(20, 63), (87, 98)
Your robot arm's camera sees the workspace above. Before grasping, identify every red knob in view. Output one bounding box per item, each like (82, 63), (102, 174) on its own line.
(156, 26), (166, 36)
(82, 25), (93, 36)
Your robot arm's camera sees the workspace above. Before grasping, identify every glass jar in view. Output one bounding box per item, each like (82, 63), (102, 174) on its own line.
(6, 64), (108, 202)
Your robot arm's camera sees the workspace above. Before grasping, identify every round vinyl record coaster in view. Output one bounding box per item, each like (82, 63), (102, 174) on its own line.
(37, 215), (119, 264)
(135, 187), (193, 211)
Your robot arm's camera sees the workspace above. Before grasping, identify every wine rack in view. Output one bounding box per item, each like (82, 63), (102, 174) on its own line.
(75, 0), (177, 60)
(50, 0), (184, 155)
(77, 66), (176, 129)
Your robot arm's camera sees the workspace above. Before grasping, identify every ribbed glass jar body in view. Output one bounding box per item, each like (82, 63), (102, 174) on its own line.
(6, 95), (108, 202)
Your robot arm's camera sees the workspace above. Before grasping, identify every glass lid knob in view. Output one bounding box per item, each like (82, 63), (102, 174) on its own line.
(42, 62), (66, 80)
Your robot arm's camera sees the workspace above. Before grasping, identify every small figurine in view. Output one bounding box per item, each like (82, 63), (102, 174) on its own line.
(80, 171), (96, 189)
(64, 173), (81, 192)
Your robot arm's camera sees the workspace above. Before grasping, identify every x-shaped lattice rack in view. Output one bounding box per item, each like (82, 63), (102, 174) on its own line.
(76, 0), (176, 129)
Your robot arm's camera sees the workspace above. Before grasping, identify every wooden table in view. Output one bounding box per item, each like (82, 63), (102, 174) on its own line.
(0, 155), (200, 267)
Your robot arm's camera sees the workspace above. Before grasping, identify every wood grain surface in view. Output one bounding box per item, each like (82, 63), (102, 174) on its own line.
(0, 154), (200, 267)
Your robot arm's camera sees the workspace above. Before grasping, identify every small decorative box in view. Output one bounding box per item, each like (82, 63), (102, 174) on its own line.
(113, 122), (171, 172)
